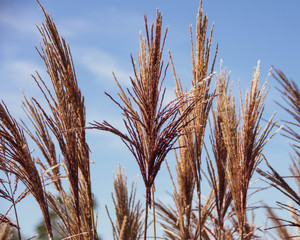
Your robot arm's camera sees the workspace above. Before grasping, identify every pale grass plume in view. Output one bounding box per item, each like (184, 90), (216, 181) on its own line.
(156, 0), (217, 238)
(106, 164), (144, 240)
(1, 1), (98, 239)
(219, 62), (279, 239)
(0, 223), (13, 240)
(206, 63), (235, 238)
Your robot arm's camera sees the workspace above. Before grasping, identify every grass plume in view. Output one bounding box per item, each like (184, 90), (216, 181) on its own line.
(106, 164), (144, 240)
(157, 0), (217, 238)
(0, 101), (53, 239)
(1, 1), (97, 239)
(219, 62), (278, 238)
(258, 67), (300, 238)
(91, 9), (205, 239)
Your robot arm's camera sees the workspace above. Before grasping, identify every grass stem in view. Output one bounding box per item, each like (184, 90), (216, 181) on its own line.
(144, 195), (149, 240)
(152, 186), (156, 240)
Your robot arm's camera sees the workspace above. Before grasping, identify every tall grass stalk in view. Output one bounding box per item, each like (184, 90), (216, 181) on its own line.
(155, 0), (217, 238)
(207, 63), (233, 238)
(0, 1), (298, 239)
(258, 67), (300, 238)
(219, 62), (279, 239)
(0, 101), (54, 239)
(1, 1), (98, 239)
(106, 164), (144, 240)
(91, 9), (207, 240)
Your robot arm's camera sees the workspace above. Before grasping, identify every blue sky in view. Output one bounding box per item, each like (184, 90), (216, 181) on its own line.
(1, 0), (299, 239)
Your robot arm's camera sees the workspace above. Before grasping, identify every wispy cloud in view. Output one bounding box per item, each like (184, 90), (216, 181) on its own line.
(0, 5), (93, 40)
(0, 92), (25, 117)
(56, 18), (91, 38)
(0, 10), (39, 36)
(84, 6), (143, 37)
(0, 59), (44, 88)
(73, 47), (132, 86)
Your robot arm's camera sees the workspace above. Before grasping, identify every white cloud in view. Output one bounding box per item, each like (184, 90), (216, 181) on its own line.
(86, 105), (127, 134)
(0, 92), (26, 118)
(85, 6), (142, 37)
(73, 47), (132, 86)
(0, 59), (44, 88)
(57, 18), (91, 38)
(0, 6), (92, 40)
(0, 56), (52, 120)
(0, 11), (39, 36)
